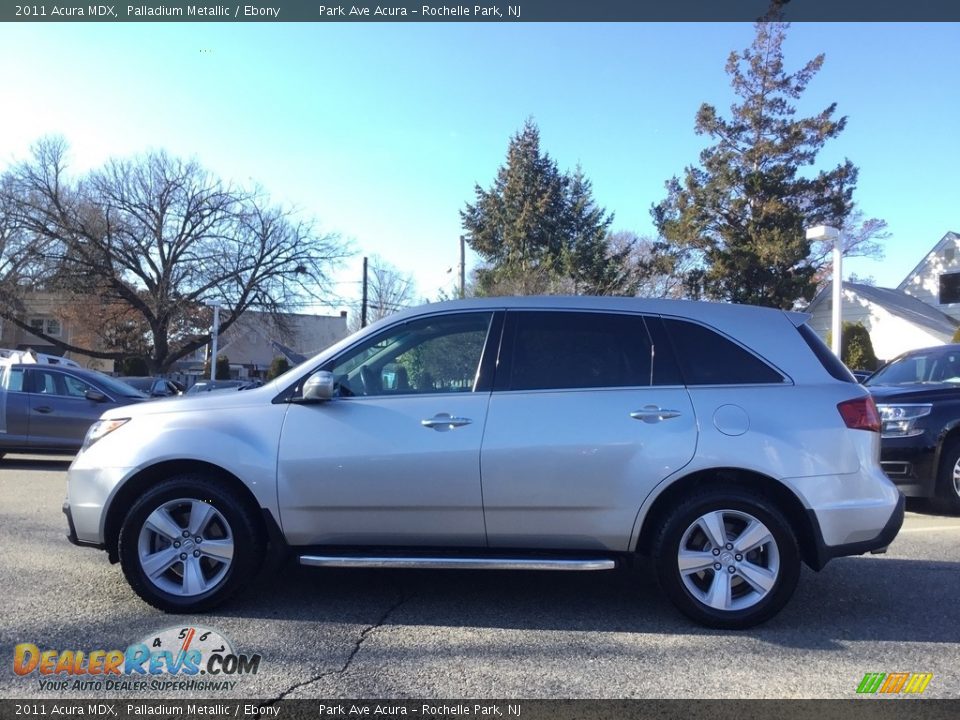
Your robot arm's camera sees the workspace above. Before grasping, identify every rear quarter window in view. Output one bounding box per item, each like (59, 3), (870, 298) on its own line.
(662, 318), (785, 385)
(797, 323), (856, 383)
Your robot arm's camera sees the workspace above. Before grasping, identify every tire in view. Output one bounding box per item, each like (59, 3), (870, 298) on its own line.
(652, 486), (800, 629)
(935, 441), (960, 515)
(118, 474), (266, 613)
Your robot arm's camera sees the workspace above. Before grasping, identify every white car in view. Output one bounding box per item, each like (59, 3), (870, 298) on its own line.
(64, 297), (903, 628)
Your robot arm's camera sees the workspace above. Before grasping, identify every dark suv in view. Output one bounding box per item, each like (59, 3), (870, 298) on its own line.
(865, 343), (960, 513)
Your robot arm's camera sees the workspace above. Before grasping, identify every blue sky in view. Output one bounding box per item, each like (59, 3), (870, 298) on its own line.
(0, 22), (957, 310)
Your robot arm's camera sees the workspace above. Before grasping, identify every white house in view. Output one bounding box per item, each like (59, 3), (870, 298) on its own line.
(897, 231), (960, 321)
(806, 282), (958, 362)
(806, 231), (960, 362)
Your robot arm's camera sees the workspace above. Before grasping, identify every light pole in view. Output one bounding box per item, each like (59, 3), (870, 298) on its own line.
(205, 301), (221, 380)
(806, 225), (842, 356)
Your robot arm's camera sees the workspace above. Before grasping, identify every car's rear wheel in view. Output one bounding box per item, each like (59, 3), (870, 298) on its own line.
(652, 487), (800, 629)
(118, 474), (265, 612)
(935, 441), (960, 515)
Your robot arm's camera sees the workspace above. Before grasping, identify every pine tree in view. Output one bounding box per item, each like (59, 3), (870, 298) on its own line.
(462, 120), (630, 296)
(461, 119), (567, 295)
(653, 21), (859, 309)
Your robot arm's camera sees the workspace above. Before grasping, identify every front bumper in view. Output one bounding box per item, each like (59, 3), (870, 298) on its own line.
(879, 437), (938, 498)
(62, 500), (104, 550)
(806, 492), (905, 570)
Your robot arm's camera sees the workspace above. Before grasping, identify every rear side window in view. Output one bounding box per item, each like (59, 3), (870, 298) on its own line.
(503, 311), (653, 391)
(797, 323), (856, 383)
(662, 318), (784, 385)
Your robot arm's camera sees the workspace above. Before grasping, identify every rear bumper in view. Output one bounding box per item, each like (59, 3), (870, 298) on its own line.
(806, 492), (905, 570)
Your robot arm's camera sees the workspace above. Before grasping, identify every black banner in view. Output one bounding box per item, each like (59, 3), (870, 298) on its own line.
(3, 0), (960, 23)
(1, 700), (959, 720)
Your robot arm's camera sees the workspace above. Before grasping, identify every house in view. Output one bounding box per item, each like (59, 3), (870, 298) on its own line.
(0, 292), (350, 377)
(198, 310), (350, 378)
(0, 292), (114, 372)
(897, 231), (960, 321)
(806, 282), (959, 362)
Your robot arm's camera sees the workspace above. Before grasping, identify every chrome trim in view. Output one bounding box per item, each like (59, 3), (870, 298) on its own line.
(298, 555), (616, 571)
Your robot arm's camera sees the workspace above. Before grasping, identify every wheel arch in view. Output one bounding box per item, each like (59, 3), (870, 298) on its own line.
(634, 467), (821, 570)
(103, 459), (272, 563)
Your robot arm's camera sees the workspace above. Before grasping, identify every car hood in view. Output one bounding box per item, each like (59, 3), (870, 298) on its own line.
(866, 383), (960, 402)
(101, 385), (273, 419)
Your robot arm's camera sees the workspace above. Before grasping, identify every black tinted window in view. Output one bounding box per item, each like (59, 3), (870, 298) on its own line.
(506, 312), (653, 391)
(663, 318), (784, 385)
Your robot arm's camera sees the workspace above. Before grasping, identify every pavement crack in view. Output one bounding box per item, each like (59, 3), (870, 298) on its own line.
(258, 591), (413, 710)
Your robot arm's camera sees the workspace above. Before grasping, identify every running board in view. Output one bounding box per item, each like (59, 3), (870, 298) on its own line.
(299, 555), (616, 571)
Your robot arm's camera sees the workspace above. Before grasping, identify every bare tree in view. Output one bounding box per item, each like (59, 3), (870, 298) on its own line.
(348, 255), (416, 332)
(0, 137), (349, 372)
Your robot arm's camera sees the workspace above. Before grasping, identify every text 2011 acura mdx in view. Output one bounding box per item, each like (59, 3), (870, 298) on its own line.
(64, 297), (904, 628)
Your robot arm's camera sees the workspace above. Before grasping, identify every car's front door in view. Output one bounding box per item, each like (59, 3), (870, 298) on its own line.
(24, 369), (113, 450)
(277, 311), (501, 547)
(480, 310), (699, 551)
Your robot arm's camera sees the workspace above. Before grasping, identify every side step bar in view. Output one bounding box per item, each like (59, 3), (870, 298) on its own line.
(299, 555), (616, 571)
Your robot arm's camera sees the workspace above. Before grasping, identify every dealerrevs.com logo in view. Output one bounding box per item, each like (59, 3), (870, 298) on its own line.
(13, 626), (261, 693)
(856, 672), (933, 695)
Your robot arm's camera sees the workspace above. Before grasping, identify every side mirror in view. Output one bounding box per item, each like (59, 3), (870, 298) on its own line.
(85, 389), (107, 403)
(302, 370), (335, 402)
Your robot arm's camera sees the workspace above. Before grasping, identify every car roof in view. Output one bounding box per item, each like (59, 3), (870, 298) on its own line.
(375, 295), (808, 328)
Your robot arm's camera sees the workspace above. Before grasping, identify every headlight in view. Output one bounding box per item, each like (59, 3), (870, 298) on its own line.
(876, 404), (931, 438)
(82, 418), (130, 451)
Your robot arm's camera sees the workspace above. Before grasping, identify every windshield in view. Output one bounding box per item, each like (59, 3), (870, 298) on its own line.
(121, 377), (153, 391)
(93, 373), (150, 398)
(866, 349), (960, 386)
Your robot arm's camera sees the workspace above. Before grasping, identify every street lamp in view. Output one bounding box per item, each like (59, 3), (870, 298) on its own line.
(806, 225), (842, 356)
(205, 300), (221, 380)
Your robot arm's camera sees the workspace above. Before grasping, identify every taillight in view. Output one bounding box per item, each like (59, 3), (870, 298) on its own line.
(837, 396), (881, 432)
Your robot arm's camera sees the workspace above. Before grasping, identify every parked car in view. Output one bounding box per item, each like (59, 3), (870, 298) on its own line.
(64, 297), (903, 628)
(0, 364), (147, 457)
(864, 343), (960, 513)
(121, 377), (184, 397)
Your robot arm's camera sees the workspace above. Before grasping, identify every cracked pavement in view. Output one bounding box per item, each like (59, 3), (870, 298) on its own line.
(2, 457), (960, 700)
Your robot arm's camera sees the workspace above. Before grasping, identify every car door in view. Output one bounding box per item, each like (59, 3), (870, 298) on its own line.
(480, 310), (698, 551)
(25, 369), (115, 450)
(277, 311), (501, 547)
(0, 366), (30, 450)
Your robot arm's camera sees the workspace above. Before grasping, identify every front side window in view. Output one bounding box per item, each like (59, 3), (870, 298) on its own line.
(62, 374), (94, 398)
(504, 311), (654, 391)
(323, 312), (493, 397)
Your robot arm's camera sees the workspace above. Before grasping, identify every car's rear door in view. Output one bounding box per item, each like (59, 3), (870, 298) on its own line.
(0, 366), (30, 450)
(479, 310), (698, 551)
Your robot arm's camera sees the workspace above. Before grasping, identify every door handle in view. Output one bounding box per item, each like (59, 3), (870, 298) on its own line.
(421, 413), (472, 431)
(33, 406), (53, 414)
(630, 405), (681, 423)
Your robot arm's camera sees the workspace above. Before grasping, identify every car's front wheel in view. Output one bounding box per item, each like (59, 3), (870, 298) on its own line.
(652, 487), (800, 629)
(118, 474), (265, 612)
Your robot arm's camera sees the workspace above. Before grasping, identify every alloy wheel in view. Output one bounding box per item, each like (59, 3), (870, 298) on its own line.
(137, 498), (234, 597)
(677, 509), (780, 612)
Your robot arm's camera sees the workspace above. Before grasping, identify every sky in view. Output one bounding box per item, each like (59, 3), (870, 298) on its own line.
(0, 22), (957, 314)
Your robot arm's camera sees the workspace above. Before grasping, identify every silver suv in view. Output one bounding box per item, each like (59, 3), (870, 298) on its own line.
(64, 297), (903, 628)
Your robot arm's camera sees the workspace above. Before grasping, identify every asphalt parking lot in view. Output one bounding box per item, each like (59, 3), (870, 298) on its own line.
(1, 455), (959, 701)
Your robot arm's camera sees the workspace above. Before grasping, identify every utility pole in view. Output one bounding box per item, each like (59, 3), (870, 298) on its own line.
(459, 235), (466, 299)
(361, 256), (369, 328)
(205, 301), (221, 380)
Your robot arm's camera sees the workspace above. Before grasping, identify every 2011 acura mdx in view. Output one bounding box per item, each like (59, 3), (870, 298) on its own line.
(64, 297), (904, 628)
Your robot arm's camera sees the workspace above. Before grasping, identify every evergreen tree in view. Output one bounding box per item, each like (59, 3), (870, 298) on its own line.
(561, 166), (631, 295)
(461, 119), (567, 295)
(653, 21), (860, 309)
(461, 120), (630, 296)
